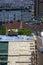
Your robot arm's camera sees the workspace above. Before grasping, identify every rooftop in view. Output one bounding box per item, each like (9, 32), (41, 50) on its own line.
(3, 20), (43, 31)
(0, 35), (34, 42)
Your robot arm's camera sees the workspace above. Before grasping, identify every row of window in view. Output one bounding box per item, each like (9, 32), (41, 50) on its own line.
(0, 11), (33, 22)
(0, 0), (34, 6)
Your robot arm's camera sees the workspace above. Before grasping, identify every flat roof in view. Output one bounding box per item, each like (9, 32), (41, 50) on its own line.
(0, 35), (34, 42)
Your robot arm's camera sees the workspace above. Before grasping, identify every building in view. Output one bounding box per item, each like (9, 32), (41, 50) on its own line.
(0, 0), (34, 22)
(34, 0), (38, 16)
(39, 0), (43, 16)
(0, 35), (37, 65)
(35, 0), (43, 17)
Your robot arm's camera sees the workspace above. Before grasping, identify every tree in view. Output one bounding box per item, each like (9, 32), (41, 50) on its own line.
(18, 29), (32, 36)
(0, 26), (6, 35)
(41, 16), (43, 23)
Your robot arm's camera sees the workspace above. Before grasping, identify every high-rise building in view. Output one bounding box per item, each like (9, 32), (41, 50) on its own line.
(0, 0), (34, 22)
(34, 0), (43, 17)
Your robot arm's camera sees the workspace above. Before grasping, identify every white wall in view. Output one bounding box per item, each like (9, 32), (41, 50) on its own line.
(7, 41), (35, 65)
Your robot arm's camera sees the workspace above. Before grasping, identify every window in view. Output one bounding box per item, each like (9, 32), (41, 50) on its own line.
(30, 46), (34, 47)
(0, 42), (8, 53)
(0, 62), (7, 65)
(30, 43), (33, 45)
(0, 42), (8, 65)
(14, 14), (15, 20)
(30, 48), (34, 50)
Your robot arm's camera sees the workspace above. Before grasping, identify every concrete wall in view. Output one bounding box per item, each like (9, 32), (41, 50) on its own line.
(7, 41), (35, 65)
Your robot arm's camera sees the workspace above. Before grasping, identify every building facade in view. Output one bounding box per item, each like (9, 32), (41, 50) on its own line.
(0, 36), (37, 65)
(39, 0), (43, 16)
(0, 0), (34, 22)
(35, 0), (43, 17)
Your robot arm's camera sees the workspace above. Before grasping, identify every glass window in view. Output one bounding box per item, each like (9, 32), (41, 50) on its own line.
(0, 42), (8, 53)
(0, 42), (8, 65)
(0, 62), (7, 65)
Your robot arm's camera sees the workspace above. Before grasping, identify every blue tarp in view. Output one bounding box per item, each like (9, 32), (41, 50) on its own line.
(0, 35), (34, 41)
